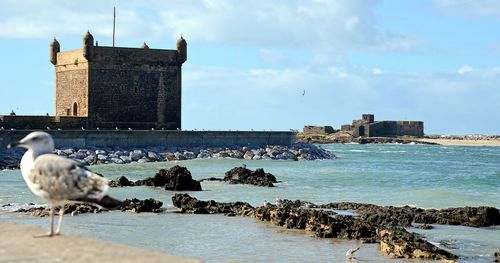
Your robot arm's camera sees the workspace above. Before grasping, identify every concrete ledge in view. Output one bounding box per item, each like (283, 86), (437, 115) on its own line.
(0, 220), (201, 263)
(0, 130), (295, 149)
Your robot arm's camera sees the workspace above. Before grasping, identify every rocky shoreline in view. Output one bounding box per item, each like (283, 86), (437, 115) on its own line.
(171, 194), (500, 261)
(0, 143), (335, 170)
(296, 133), (438, 145)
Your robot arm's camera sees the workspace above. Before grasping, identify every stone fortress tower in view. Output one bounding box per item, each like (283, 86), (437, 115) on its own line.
(50, 31), (187, 130)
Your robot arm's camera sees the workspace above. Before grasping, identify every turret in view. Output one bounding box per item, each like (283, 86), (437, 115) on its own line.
(176, 35), (187, 64)
(141, 42), (149, 49)
(83, 30), (94, 61)
(50, 37), (60, 65)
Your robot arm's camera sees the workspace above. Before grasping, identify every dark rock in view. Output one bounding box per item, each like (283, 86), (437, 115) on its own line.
(121, 198), (163, 213)
(171, 194), (463, 261)
(320, 202), (500, 228)
(224, 166), (277, 187)
(15, 203), (103, 217)
(378, 228), (457, 261)
(494, 251), (500, 262)
(172, 193), (254, 216)
(418, 224), (434, 230)
(14, 198), (164, 215)
(135, 165), (202, 191)
(109, 176), (134, 187)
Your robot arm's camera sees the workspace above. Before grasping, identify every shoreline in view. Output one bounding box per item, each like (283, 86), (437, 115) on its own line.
(416, 138), (500, 147)
(0, 220), (200, 263)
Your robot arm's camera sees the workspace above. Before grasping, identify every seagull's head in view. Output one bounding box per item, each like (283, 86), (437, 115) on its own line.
(7, 131), (55, 153)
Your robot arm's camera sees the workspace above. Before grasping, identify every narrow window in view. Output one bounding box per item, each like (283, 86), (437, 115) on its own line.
(73, 102), (78, 116)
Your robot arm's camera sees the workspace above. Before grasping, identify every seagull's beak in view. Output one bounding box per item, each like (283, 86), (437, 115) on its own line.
(6, 141), (20, 149)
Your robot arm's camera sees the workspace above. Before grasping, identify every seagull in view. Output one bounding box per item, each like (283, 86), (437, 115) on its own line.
(128, 128), (132, 131)
(115, 127), (119, 131)
(7, 131), (122, 237)
(275, 197), (282, 208)
(346, 246), (360, 260)
(96, 127), (100, 131)
(57, 128), (61, 131)
(81, 127), (85, 130)
(46, 126), (51, 130)
(263, 200), (271, 208)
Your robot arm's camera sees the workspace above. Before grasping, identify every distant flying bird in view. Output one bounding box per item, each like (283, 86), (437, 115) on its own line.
(7, 132), (122, 237)
(346, 247), (361, 260)
(302, 90), (305, 96)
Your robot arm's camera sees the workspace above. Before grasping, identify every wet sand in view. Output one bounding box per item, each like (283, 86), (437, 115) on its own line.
(417, 138), (500, 147)
(0, 220), (201, 263)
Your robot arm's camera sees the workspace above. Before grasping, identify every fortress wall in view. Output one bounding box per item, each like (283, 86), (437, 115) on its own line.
(0, 130), (295, 149)
(0, 116), (87, 130)
(366, 121), (398, 137)
(396, 121), (424, 137)
(87, 47), (181, 128)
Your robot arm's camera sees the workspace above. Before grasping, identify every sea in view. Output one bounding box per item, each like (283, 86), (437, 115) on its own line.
(1, 143), (499, 262)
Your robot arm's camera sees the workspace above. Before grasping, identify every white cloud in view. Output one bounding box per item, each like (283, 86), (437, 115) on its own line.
(0, 0), (417, 52)
(434, 0), (500, 16)
(371, 67), (383, 75)
(457, 65), (473, 74)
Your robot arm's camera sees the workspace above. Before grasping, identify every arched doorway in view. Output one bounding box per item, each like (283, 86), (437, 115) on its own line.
(73, 102), (78, 116)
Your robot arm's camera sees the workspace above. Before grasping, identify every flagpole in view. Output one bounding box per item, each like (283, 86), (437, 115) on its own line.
(112, 7), (116, 47)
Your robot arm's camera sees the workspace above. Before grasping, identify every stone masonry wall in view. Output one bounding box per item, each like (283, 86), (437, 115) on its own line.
(87, 47), (181, 130)
(55, 50), (88, 117)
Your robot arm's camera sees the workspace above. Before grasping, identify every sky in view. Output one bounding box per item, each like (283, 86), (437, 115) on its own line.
(0, 0), (499, 135)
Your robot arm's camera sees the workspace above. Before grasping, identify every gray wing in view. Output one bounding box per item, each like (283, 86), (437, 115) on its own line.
(29, 154), (109, 202)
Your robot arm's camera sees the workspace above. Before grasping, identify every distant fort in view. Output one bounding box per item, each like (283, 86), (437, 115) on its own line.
(304, 114), (424, 137)
(0, 31), (187, 130)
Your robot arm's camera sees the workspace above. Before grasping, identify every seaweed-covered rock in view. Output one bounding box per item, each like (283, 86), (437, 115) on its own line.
(378, 228), (457, 261)
(14, 198), (164, 215)
(109, 176), (134, 187)
(121, 198), (163, 213)
(172, 193), (254, 216)
(135, 165), (202, 191)
(224, 166), (277, 187)
(15, 203), (103, 217)
(320, 202), (500, 227)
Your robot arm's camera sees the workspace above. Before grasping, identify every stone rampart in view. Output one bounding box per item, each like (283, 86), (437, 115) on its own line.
(0, 130), (295, 149)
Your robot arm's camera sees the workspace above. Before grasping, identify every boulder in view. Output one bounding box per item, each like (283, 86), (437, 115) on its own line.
(378, 228), (457, 261)
(135, 165), (202, 191)
(224, 166), (277, 187)
(109, 176), (134, 187)
(121, 198), (163, 213)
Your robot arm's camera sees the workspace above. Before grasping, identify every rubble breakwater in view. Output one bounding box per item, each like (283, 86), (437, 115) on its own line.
(0, 143), (335, 170)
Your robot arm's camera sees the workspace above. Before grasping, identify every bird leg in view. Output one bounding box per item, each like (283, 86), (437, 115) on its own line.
(54, 206), (65, 235)
(33, 207), (55, 238)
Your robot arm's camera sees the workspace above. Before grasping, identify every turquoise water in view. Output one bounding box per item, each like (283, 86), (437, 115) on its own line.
(1, 144), (499, 262)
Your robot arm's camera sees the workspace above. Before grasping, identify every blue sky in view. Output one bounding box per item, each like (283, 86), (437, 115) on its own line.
(0, 0), (499, 135)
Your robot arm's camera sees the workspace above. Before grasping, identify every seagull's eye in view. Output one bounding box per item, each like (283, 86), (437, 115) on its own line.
(31, 137), (40, 142)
